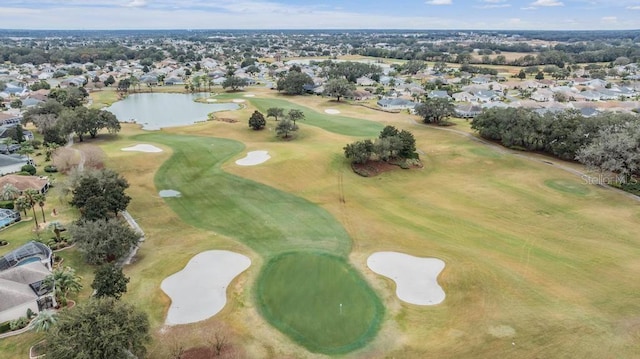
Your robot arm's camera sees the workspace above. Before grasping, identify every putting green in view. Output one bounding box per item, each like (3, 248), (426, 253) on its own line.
(256, 252), (384, 355)
(138, 133), (383, 353)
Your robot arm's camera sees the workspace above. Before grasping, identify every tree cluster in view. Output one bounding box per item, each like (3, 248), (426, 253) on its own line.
(23, 89), (120, 144)
(317, 60), (382, 83)
(471, 108), (640, 183)
(46, 297), (149, 359)
(344, 126), (417, 164)
(415, 98), (455, 125)
(277, 70), (314, 95)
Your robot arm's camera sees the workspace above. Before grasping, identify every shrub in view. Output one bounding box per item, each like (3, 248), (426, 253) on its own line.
(16, 171), (32, 176)
(44, 165), (58, 173)
(0, 321), (11, 334)
(9, 316), (29, 331)
(0, 240), (8, 246)
(21, 164), (37, 175)
(0, 200), (14, 209)
(26, 308), (35, 319)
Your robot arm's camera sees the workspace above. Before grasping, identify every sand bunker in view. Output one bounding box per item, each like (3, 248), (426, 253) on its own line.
(243, 94), (255, 97)
(159, 190), (181, 198)
(232, 99), (246, 103)
(161, 250), (251, 325)
(121, 144), (163, 153)
(324, 109), (341, 115)
(235, 150), (271, 166)
(206, 98), (218, 102)
(367, 251), (445, 305)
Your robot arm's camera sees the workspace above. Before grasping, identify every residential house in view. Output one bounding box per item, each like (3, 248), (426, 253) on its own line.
(377, 98), (417, 111)
(0, 154), (33, 178)
(531, 89), (554, 102)
(0, 175), (50, 194)
(454, 103), (483, 118)
(452, 91), (477, 102)
(0, 242), (55, 323)
(0, 113), (22, 126)
(356, 76), (376, 86)
(474, 90), (501, 103)
(428, 90), (451, 100)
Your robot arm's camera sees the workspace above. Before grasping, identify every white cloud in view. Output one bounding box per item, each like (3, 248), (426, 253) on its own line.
(530, 0), (563, 6)
(426, 0), (452, 5)
(521, 6), (537, 10)
(601, 16), (617, 22)
(627, 5), (640, 10)
(124, 0), (146, 7)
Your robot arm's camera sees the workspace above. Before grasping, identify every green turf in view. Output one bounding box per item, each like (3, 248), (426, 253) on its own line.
(544, 179), (592, 196)
(140, 133), (351, 257)
(136, 132), (383, 353)
(256, 252), (384, 355)
(215, 95), (384, 137)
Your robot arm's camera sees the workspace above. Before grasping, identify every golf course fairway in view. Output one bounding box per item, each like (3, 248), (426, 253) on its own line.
(139, 132), (384, 353)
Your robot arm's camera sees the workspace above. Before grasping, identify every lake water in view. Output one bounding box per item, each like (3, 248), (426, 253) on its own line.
(106, 93), (239, 130)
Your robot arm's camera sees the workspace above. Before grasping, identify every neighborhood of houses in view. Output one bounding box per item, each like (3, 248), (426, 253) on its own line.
(1, 51), (640, 326)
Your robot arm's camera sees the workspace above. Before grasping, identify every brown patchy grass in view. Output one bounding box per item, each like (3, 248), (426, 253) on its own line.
(5, 88), (639, 358)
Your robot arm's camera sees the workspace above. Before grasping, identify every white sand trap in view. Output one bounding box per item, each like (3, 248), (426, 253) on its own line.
(159, 189), (181, 198)
(121, 144), (163, 153)
(243, 94), (255, 97)
(161, 250), (251, 325)
(206, 98), (218, 102)
(235, 150), (270, 166)
(367, 251), (445, 305)
(324, 109), (341, 115)
(232, 99), (246, 103)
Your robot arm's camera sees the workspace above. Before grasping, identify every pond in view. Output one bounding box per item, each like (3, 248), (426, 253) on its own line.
(106, 93), (239, 130)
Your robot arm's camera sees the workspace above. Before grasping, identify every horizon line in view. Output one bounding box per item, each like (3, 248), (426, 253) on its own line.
(1, 28), (640, 32)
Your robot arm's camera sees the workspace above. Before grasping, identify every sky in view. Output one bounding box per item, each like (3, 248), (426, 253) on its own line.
(0, 0), (639, 31)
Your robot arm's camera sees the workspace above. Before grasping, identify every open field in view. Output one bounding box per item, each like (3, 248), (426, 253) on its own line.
(3, 88), (640, 358)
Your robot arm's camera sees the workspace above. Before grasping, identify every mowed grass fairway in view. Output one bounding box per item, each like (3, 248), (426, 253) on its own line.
(257, 252), (384, 354)
(137, 132), (384, 354)
(4, 91), (637, 358)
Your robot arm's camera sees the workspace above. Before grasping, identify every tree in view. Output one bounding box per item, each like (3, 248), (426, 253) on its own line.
(415, 98), (455, 125)
(47, 221), (65, 243)
(517, 69), (526, 79)
(38, 193), (47, 223)
(44, 142), (60, 161)
(535, 71), (545, 80)
(323, 78), (355, 102)
(71, 218), (141, 265)
(92, 263), (130, 300)
(103, 74), (116, 87)
(344, 139), (374, 164)
(266, 107), (284, 121)
(222, 76), (249, 91)
(10, 99), (22, 109)
(1, 184), (19, 201)
(276, 119), (296, 139)
(21, 189), (43, 229)
(46, 297), (150, 359)
(70, 169), (131, 220)
(32, 309), (57, 332)
(17, 144), (34, 160)
(286, 109), (305, 127)
(43, 266), (82, 307)
(10, 124), (25, 143)
(398, 129), (417, 158)
(277, 71), (313, 95)
(576, 122), (640, 183)
(248, 110), (266, 130)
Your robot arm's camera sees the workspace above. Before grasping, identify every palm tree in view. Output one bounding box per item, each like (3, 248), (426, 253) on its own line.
(1, 184), (20, 201)
(32, 309), (58, 332)
(44, 266), (83, 307)
(38, 196), (46, 223)
(22, 189), (42, 229)
(17, 144), (34, 161)
(47, 221), (65, 243)
(14, 196), (29, 216)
